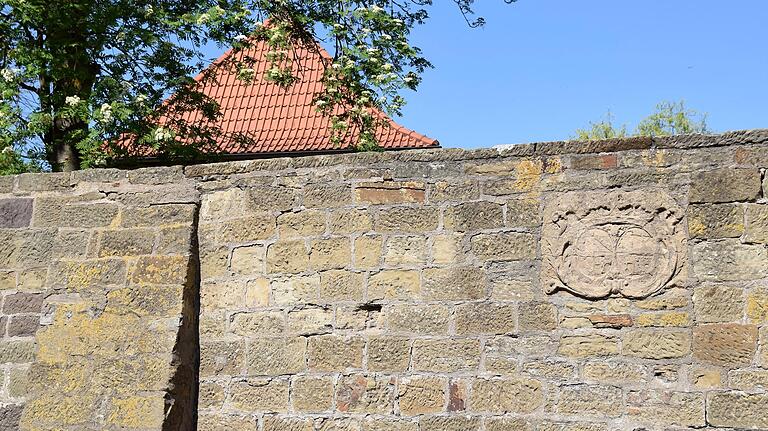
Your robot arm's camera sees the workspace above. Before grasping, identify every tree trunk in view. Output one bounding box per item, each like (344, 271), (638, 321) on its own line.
(51, 131), (82, 172)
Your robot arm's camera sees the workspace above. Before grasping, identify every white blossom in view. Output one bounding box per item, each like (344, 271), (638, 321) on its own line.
(135, 94), (148, 105)
(65, 96), (81, 107)
(1, 146), (13, 155)
(154, 127), (172, 141)
(99, 103), (113, 123)
(234, 34), (248, 42)
(197, 13), (210, 24)
(1, 68), (16, 82)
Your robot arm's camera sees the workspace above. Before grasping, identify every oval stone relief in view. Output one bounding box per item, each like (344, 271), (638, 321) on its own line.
(542, 189), (687, 299)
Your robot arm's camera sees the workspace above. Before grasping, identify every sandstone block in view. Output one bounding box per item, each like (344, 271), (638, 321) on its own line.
(745, 203), (768, 243)
(689, 168), (761, 203)
(3, 292), (44, 314)
(384, 235), (427, 265)
(287, 306), (333, 335)
(418, 416), (481, 431)
(329, 209), (373, 234)
(582, 361), (647, 384)
(693, 323), (757, 367)
(291, 375), (334, 413)
(198, 414), (259, 431)
(693, 285), (744, 323)
(746, 287), (768, 323)
(557, 384), (623, 417)
(0, 340), (35, 363)
(362, 417), (417, 431)
(308, 335), (364, 371)
(622, 330), (691, 359)
(230, 378), (289, 413)
(121, 203), (196, 228)
(412, 338), (480, 372)
(470, 232), (536, 261)
(422, 266), (486, 301)
(231, 245), (265, 275)
(687, 204), (744, 239)
(707, 392), (768, 429)
(558, 334), (619, 358)
(60, 202), (119, 228)
(267, 241), (309, 274)
(385, 304), (449, 335)
(469, 377), (543, 414)
(303, 184), (350, 208)
(692, 240), (768, 281)
(7, 315), (38, 337)
(263, 416), (311, 431)
(728, 369), (768, 390)
(98, 229), (155, 257)
(522, 360), (576, 381)
(216, 214), (276, 243)
(397, 376), (445, 415)
(376, 207), (439, 233)
(636, 311), (691, 327)
(319, 270), (364, 302)
(366, 336), (410, 372)
(200, 340), (243, 377)
(247, 185), (298, 211)
(106, 395), (165, 429)
(626, 390), (705, 428)
(690, 367), (722, 389)
(429, 180), (479, 202)
(368, 270), (420, 301)
(199, 381), (225, 409)
(431, 233), (464, 265)
(309, 237), (351, 270)
(354, 181), (425, 204)
(131, 255), (189, 284)
(443, 202), (504, 232)
(0, 198), (33, 228)
(636, 287), (690, 310)
(519, 302), (558, 331)
(354, 235), (383, 269)
(271, 275), (320, 306)
(231, 311), (285, 336)
(485, 417), (533, 431)
(247, 338), (307, 375)
(277, 210), (326, 238)
(454, 302), (517, 335)
(336, 375), (394, 414)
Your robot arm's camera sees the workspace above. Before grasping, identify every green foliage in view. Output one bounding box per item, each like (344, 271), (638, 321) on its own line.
(636, 100), (709, 136)
(575, 100), (711, 141)
(574, 111), (628, 141)
(0, 0), (517, 172)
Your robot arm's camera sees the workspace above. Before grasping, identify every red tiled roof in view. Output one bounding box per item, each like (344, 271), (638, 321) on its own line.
(150, 39), (438, 156)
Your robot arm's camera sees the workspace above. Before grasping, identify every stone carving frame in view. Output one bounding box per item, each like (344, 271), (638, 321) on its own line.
(542, 189), (687, 299)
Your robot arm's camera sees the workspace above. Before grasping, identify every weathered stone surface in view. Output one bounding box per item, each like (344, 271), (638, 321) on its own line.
(557, 385), (623, 417)
(367, 336), (410, 372)
(693, 323), (757, 367)
(354, 235), (383, 269)
(398, 376), (444, 415)
(376, 207), (439, 233)
(3, 292), (44, 314)
(689, 168), (761, 203)
(443, 202), (504, 232)
(385, 304), (449, 334)
(693, 285), (744, 323)
(307, 335), (364, 371)
(230, 378), (289, 413)
(291, 375), (334, 413)
(470, 232), (536, 261)
(355, 181), (425, 204)
(246, 338), (306, 375)
(687, 204), (744, 239)
(368, 270), (420, 301)
(454, 302), (517, 335)
(0, 199), (33, 228)
(422, 266), (486, 300)
(626, 390), (705, 428)
(582, 361), (647, 384)
(469, 377), (543, 414)
(267, 241), (309, 274)
(277, 210), (326, 238)
(558, 334), (619, 358)
(98, 229), (155, 256)
(692, 240), (768, 281)
(412, 339), (480, 372)
(215, 214), (276, 243)
(310, 237), (351, 270)
(707, 392), (768, 429)
(745, 203), (768, 243)
(747, 287), (768, 323)
(384, 235), (427, 265)
(419, 416), (481, 431)
(623, 330), (691, 359)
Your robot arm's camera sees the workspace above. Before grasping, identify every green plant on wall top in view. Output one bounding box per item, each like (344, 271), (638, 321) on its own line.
(0, 0), (518, 173)
(575, 100), (710, 141)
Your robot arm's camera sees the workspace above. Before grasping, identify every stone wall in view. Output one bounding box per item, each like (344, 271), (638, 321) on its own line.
(1, 129), (767, 430)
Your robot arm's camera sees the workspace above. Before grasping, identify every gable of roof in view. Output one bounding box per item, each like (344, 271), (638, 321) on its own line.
(144, 38), (438, 156)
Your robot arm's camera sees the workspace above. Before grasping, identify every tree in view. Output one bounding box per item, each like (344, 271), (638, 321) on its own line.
(574, 100), (710, 141)
(1, 0), (517, 172)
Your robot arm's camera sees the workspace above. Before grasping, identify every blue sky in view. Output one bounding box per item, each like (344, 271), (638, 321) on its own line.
(391, 0), (768, 148)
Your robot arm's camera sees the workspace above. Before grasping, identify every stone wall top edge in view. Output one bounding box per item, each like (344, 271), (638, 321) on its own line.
(2, 129), (765, 190)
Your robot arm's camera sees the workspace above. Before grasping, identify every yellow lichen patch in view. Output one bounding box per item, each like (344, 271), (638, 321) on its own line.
(687, 217), (708, 238)
(544, 157), (563, 174)
(21, 390), (100, 428)
(642, 149), (667, 167)
(636, 312), (692, 327)
(513, 159), (544, 193)
(107, 395), (165, 428)
(747, 289), (768, 324)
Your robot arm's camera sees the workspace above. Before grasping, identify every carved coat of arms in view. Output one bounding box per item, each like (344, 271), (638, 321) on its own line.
(542, 190), (687, 299)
